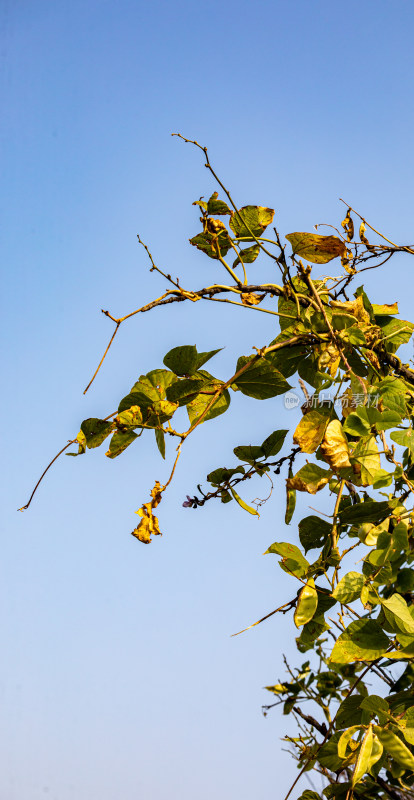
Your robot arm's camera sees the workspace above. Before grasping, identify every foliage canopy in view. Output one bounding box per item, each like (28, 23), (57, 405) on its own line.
(22, 134), (414, 800)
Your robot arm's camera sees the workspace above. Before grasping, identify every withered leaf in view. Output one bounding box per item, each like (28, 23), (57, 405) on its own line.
(132, 481), (163, 543)
(330, 296), (371, 325)
(241, 292), (263, 306)
(320, 420), (351, 470)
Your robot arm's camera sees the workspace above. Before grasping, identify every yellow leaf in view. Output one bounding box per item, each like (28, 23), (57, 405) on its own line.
(293, 411), (328, 453)
(341, 387), (357, 418)
(320, 420), (351, 470)
(132, 481), (163, 543)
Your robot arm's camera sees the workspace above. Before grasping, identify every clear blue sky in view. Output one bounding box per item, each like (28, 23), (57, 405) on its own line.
(2, 1), (414, 798)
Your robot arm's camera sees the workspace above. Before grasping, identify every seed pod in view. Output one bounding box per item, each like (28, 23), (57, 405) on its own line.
(341, 208), (354, 242)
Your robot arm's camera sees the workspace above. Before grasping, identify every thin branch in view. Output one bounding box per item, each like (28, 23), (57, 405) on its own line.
(19, 439), (77, 511)
(339, 198), (414, 254)
(83, 321), (120, 394)
(292, 707), (328, 737)
(231, 598), (296, 637)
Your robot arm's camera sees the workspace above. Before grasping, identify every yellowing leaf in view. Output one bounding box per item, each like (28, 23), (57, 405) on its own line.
(320, 420), (351, 470)
(332, 572), (364, 604)
(286, 232), (346, 264)
(230, 206), (275, 240)
(375, 727), (414, 771)
(330, 619), (389, 664)
(351, 436), (381, 486)
(287, 463), (332, 494)
(293, 411), (328, 454)
(352, 725), (374, 787)
(372, 302), (399, 316)
(330, 296), (371, 325)
(294, 579), (318, 628)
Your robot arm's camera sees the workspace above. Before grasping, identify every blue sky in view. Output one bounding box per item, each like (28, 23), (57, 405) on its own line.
(2, 1), (414, 798)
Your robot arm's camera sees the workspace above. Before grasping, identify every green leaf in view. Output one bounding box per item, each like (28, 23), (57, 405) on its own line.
(166, 378), (205, 405)
(298, 516), (332, 554)
(206, 192), (232, 216)
(381, 594), (414, 636)
(375, 410), (402, 432)
(190, 229), (232, 259)
(374, 727), (414, 770)
(186, 384), (230, 425)
(330, 620), (390, 664)
(207, 466), (245, 485)
(318, 732), (343, 771)
(145, 399), (178, 427)
(379, 379), (408, 416)
(229, 205), (274, 240)
(298, 792), (322, 800)
(359, 695), (389, 723)
(118, 376), (164, 413)
(336, 696), (364, 729)
(116, 406), (144, 428)
(232, 244), (261, 268)
(390, 428), (414, 456)
(229, 486), (258, 516)
(396, 569), (414, 594)
(398, 708), (414, 745)
(261, 429), (288, 457)
(232, 356), (291, 399)
(154, 428), (165, 459)
(294, 579), (318, 628)
(144, 369), (177, 396)
(163, 345), (199, 376)
(343, 409), (371, 437)
(265, 345), (307, 378)
(286, 232), (346, 264)
(331, 313), (358, 330)
(265, 541), (309, 578)
(105, 430), (138, 459)
(351, 436), (381, 486)
(377, 317), (414, 347)
(233, 445), (263, 464)
(338, 501), (390, 526)
(341, 328), (367, 346)
(332, 572), (364, 604)
(195, 348), (222, 370)
(80, 418), (114, 449)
